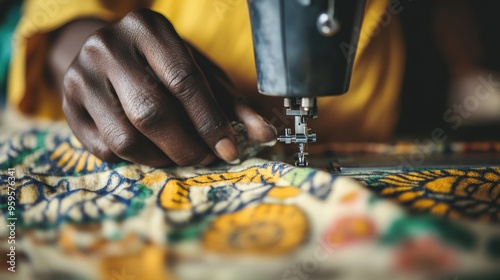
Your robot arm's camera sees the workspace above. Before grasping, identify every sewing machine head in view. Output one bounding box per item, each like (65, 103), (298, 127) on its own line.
(247, 0), (366, 166)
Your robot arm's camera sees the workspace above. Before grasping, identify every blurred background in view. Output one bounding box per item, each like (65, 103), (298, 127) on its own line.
(395, 0), (500, 140)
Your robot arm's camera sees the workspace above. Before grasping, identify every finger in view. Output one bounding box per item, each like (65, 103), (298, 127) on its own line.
(187, 43), (240, 118)
(234, 102), (277, 144)
(82, 81), (173, 167)
(106, 61), (216, 167)
(63, 61), (173, 166)
(125, 10), (238, 162)
(62, 78), (119, 162)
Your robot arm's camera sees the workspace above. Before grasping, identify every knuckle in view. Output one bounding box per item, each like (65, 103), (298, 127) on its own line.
(166, 63), (202, 102)
(62, 66), (102, 106)
(80, 31), (114, 61)
(81, 34), (103, 55)
(198, 117), (226, 139)
(105, 128), (139, 158)
(62, 71), (77, 99)
(121, 9), (170, 33)
(62, 67), (85, 102)
(122, 9), (150, 25)
(128, 98), (163, 131)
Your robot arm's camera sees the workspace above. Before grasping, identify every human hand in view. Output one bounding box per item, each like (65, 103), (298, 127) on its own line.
(62, 9), (276, 167)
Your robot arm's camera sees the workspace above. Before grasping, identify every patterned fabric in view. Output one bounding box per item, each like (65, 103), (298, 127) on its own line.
(354, 168), (500, 222)
(1, 126), (500, 280)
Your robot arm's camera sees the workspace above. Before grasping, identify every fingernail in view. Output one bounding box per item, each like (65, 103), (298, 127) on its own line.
(228, 158), (241, 165)
(215, 138), (238, 162)
(261, 137), (277, 147)
(263, 123), (277, 142)
(198, 154), (215, 166)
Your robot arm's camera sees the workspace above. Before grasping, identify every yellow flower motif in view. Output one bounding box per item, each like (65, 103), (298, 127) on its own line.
(202, 204), (309, 255)
(50, 136), (104, 173)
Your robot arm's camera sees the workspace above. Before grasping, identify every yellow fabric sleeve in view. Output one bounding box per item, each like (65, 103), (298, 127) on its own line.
(8, 0), (135, 119)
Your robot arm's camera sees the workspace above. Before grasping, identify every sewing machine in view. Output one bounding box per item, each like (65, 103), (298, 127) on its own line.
(247, 0), (366, 166)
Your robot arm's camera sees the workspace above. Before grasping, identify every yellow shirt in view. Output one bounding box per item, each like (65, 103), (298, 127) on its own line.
(9, 0), (404, 142)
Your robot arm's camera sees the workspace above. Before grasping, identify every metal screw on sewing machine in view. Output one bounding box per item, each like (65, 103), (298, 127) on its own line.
(284, 98), (292, 108)
(301, 97), (313, 111)
(317, 0), (340, 37)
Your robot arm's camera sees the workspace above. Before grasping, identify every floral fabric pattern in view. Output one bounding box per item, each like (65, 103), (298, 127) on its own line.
(0, 127), (499, 280)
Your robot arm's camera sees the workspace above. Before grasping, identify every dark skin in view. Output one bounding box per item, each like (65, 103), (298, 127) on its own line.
(49, 9), (276, 167)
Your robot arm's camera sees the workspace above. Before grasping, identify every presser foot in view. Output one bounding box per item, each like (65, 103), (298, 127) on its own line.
(296, 143), (308, 167)
(277, 97), (318, 167)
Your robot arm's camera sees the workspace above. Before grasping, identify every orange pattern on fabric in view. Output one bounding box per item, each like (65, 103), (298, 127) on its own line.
(340, 191), (361, 204)
(266, 186), (301, 199)
(202, 204), (308, 255)
(323, 216), (377, 247)
(100, 245), (170, 280)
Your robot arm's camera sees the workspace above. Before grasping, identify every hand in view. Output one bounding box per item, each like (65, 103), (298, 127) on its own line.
(62, 9), (276, 167)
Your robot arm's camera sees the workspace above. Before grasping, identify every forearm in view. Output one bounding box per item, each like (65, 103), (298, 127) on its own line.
(48, 18), (108, 93)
